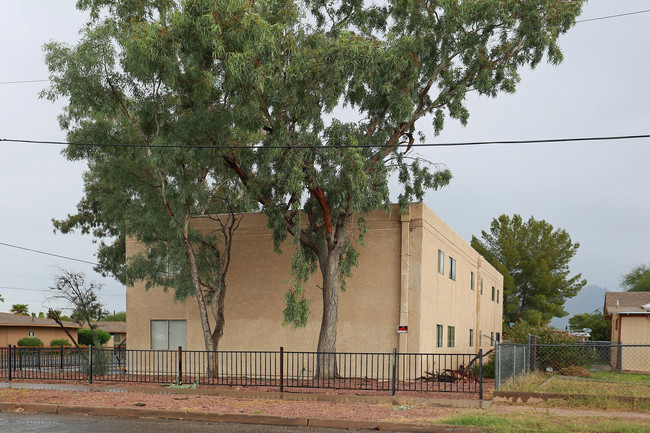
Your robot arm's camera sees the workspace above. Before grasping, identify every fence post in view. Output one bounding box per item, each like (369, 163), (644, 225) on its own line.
(178, 346), (183, 383)
(279, 346), (284, 393)
(494, 342), (500, 390)
(60, 346), (64, 371)
(617, 341), (623, 373)
(37, 346), (41, 371)
(8, 345), (12, 382)
(88, 345), (93, 385)
(391, 348), (397, 396)
(478, 349), (483, 400)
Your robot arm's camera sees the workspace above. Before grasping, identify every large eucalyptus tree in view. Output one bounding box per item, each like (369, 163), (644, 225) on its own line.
(45, 0), (585, 377)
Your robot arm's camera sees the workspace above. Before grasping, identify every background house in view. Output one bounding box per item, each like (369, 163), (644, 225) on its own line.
(126, 203), (503, 355)
(604, 291), (650, 372)
(90, 321), (126, 348)
(0, 312), (79, 346)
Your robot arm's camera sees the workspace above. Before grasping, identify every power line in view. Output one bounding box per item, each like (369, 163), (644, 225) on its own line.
(0, 242), (98, 266)
(1, 134), (649, 150)
(0, 79), (49, 85)
(576, 9), (650, 23)
(0, 286), (124, 297)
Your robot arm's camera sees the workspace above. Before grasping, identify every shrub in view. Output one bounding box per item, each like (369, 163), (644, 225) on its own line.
(482, 355), (495, 379)
(17, 337), (43, 347)
(78, 328), (111, 346)
(50, 339), (71, 347)
(504, 321), (596, 371)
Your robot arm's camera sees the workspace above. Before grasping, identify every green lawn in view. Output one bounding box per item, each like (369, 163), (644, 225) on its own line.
(443, 411), (650, 433)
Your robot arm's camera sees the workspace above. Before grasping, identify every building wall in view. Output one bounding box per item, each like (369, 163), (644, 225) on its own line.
(0, 326), (78, 347)
(126, 203), (503, 355)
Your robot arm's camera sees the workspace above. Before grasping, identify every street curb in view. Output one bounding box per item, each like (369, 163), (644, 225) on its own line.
(0, 402), (482, 432)
(493, 390), (650, 404)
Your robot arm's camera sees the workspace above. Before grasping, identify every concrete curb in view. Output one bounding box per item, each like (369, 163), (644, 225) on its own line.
(0, 402), (482, 432)
(493, 390), (650, 404)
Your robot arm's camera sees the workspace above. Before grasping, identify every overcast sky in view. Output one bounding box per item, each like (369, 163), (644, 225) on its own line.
(1, 1), (649, 321)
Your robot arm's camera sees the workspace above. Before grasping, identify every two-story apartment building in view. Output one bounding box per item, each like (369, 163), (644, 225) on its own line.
(126, 202), (503, 355)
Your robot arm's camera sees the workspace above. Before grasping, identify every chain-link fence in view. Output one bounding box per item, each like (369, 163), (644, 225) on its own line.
(495, 341), (650, 389)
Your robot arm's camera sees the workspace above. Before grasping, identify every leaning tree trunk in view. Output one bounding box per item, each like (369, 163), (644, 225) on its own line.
(209, 277), (227, 378)
(182, 236), (215, 353)
(315, 249), (340, 379)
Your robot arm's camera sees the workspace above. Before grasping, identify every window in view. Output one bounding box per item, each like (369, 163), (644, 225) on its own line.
(151, 320), (186, 350)
(436, 325), (443, 347)
(480, 279), (483, 295)
(469, 329), (474, 347)
(470, 272), (475, 290)
(438, 250), (445, 274)
(447, 326), (455, 347)
(490, 332), (495, 346)
(491, 286), (495, 301)
(497, 289), (500, 303)
(449, 257), (456, 280)
(479, 330), (483, 346)
(496, 332), (501, 343)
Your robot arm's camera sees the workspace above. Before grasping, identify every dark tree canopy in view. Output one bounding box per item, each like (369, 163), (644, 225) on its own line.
(472, 214), (586, 326)
(620, 264), (650, 293)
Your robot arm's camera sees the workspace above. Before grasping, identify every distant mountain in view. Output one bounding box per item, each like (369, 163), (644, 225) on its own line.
(550, 284), (614, 330)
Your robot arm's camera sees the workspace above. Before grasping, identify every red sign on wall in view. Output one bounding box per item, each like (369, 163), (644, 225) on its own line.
(397, 325), (408, 333)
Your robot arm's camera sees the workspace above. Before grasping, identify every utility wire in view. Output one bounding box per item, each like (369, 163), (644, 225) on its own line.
(0, 285), (124, 297)
(576, 9), (650, 23)
(1, 134), (649, 150)
(0, 242), (98, 266)
(0, 79), (49, 85)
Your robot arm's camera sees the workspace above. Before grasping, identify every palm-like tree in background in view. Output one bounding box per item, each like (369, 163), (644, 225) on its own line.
(10, 304), (29, 316)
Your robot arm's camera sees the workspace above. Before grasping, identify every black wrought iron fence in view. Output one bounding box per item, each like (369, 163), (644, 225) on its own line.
(0, 345), (485, 397)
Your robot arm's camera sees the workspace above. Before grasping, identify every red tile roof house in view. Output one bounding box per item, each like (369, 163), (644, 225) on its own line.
(604, 292), (650, 372)
(0, 312), (79, 347)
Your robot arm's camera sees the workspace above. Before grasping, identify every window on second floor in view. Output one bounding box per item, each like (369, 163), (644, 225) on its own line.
(470, 271), (475, 290)
(469, 329), (474, 347)
(480, 279), (483, 295)
(438, 250), (445, 274)
(491, 286), (495, 301)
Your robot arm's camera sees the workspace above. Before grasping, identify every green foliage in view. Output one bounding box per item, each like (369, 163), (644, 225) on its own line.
(504, 321), (578, 345)
(620, 263), (650, 292)
(10, 304), (29, 316)
(43, 0), (585, 353)
(472, 215), (586, 326)
(568, 310), (610, 341)
(504, 321), (595, 370)
(50, 339), (71, 347)
(101, 311), (126, 322)
(481, 355), (495, 379)
(78, 328), (111, 346)
(17, 337), (44, 347)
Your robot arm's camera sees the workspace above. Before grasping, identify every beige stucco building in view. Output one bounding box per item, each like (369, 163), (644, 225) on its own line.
(126, 203), (503, 355)
(0, 313), (79, 347)
(604, 291), (650, 372)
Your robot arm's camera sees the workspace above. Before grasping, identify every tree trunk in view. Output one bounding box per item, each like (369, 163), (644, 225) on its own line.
(315, 249), (340, 379)
(182, 236), (214, 353)
(209, 277), (226, 378)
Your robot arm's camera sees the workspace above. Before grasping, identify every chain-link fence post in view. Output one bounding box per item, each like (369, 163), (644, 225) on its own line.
(618, 341), (623, 373)
(494, 342), (500, 390)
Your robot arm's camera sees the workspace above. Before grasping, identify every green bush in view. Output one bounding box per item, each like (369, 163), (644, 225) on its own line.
(50, 339), (71, 347)
(481, 355), (495, 379)
(504, 321), (595, 371)
(17, 337), (43, 347)
(78, 328), (111, 346)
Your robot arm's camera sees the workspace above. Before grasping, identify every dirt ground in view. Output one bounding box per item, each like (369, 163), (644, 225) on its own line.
(1, 382), (650, 425)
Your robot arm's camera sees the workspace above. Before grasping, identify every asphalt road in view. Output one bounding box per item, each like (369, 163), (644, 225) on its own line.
(0, 412), (363, 433)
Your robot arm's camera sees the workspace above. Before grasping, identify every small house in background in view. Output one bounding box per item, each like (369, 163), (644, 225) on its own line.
(0, 312), (79, 347)
(604, 291), (650, 372)
(91, 321), (126, 348)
